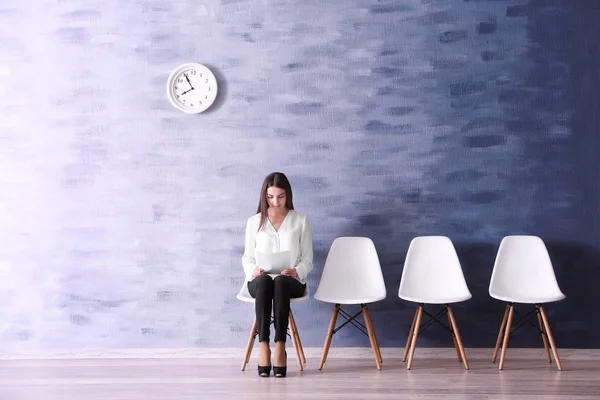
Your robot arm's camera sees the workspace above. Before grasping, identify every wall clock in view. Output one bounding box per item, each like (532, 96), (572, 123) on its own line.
(166, 63), (218, 114)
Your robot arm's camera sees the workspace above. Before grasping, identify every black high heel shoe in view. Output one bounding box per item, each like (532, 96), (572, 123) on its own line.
(258, 348), (271, 377)
(273, 351), (287, 378)
(258, 364), (271, 377)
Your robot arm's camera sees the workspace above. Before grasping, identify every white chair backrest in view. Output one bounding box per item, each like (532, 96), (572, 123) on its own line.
(489, 236), (565, 302)
(314, 237), (386, 304)
(398, 236), (471, 303)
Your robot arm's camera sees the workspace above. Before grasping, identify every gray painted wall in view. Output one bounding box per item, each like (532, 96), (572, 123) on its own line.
(1, 0), (599, 349)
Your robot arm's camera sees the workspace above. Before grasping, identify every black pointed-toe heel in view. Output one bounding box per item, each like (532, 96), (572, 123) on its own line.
(258, 364), (271, 377)
(273, 351), (287, 378)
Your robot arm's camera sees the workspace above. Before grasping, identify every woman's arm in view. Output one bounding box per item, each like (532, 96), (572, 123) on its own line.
(294, 216), (313, 283)
(241, 217), (257, 281)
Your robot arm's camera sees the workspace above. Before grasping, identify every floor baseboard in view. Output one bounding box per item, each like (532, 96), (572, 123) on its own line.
(0, 347), (598, 360)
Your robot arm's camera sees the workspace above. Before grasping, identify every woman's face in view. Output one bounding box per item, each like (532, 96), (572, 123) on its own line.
(266, 186), (287, 209)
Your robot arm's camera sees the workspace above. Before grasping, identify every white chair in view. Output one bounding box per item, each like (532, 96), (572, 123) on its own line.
(489, 235), (565, 370)
(398, 236), (471, 370)
(313, 237), (386, 370)
(237, 283), (310, 372)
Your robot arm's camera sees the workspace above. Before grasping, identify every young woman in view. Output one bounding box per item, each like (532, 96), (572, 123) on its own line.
(242, 172), (313, 377)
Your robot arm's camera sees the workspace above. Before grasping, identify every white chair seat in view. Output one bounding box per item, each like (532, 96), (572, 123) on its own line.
(489, 292), (565, 304)
(313, 293), (385, 305)
(237, 281), (310, 304)
(399, 293), (472, 305)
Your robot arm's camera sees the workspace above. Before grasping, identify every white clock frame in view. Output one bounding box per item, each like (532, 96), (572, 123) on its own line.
(166, 63), (218, 114)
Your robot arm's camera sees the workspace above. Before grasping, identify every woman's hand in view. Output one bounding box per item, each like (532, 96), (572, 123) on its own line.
(281, 268), (298, 279)
(253, 266), (266, 278)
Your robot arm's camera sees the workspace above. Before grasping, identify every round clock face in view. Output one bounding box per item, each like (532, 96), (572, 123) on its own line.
(166, 63), (218, 114)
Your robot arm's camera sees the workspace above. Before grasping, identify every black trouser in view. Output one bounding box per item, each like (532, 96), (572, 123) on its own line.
(248, 274), (306, 343)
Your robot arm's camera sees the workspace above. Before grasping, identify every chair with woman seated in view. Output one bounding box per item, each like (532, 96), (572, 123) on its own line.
(237, 283), (310, 372)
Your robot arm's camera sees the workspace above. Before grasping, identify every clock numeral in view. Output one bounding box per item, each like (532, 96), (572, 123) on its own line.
(176, 95), (180, 98)
(191, 71), (196, 75)
(174, 85), (178, 89)
(190, 103), (194, 107)
(208, 87), (211, 91)
(199, 101), (202, 105)
(205, 95), (208, 99)
(205, 79), (209, 83)
(178, 78), (183, 83)
(200, 73), (202, 77)
(183, 100), (186, 103)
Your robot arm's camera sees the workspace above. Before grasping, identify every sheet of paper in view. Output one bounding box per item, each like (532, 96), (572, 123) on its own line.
(255, 250), (292, 274)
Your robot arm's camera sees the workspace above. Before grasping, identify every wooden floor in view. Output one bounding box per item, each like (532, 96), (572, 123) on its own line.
(0, 348), (598, 399)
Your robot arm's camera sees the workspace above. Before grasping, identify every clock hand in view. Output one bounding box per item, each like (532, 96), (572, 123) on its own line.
(181, 88), (194, 95)
(184, 73), (194, 89)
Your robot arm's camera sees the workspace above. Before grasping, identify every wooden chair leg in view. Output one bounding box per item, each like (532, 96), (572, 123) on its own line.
(319, 304), (340, 370)
(536, 305), (552, 363)
(448, 309), (462, 363)
(288, 314), (303, 371)
(498, 304), (514, 370)
(447, 305), (469, 370)
(362, 305), (382, 370)
(372, 324), (383, 364)
(538, 306), (563, 371)
(407, 305), (423, 370)
(362, 305), (382, 363)
(492, 305), (510, 363)
(403, 307), (419, 362)
(289, 311), (306, 363)
(241, 316), (257, 371)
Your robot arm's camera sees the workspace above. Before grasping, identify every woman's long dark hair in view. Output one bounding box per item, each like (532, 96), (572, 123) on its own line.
(257, 172), (294, 231)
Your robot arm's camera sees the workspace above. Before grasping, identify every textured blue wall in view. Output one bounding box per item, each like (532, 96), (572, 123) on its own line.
(0, 0), (598, 349)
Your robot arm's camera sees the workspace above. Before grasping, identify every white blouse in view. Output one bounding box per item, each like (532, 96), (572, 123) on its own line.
(242, 209), (313, 284)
